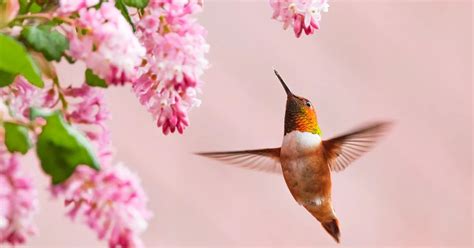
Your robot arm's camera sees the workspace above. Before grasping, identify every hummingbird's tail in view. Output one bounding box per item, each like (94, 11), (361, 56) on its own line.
(304, 202), (341, 243)
(321, 218), (340, 243)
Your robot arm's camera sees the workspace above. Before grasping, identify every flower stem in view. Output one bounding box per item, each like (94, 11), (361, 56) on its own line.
(53, 77), (68, 113)
(15, 13), (75, 25)
(15, 13), (52, 21)
(0, 102), (37, 131)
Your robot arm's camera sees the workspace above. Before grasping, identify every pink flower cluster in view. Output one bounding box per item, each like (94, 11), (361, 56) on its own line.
(270, 0), (329, 37)
(56, 0), (209, 134)
(134, 0), (209, 134)
(51, 164), (150, 248)
(65, 2), (145, 85)
(51, 85), (151, 247)
(1, 80), (152, 247)
(0, 146), (37, 245)
(0, 80), (39, 246)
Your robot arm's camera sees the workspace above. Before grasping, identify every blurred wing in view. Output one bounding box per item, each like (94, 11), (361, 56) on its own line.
(196, 148), (282, 174)
(323, 122), (392, 172)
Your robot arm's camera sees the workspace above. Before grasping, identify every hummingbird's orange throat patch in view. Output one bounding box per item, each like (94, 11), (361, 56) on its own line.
(293, 108), (321, 135)
(284, 96), (322, 135)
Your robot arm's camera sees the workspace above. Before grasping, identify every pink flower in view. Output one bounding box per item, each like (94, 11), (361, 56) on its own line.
(66, 2), (145, 85)
(134, 0), (209, 134)
(57, 0), (99, 14)
(51, 164), (151, 248)
(0, 77), (39, 119)
(0, 146), (38, 245)
(270, 0), (329, 37)
(63, 85), (109, 128)
(147, 0), (202, 17)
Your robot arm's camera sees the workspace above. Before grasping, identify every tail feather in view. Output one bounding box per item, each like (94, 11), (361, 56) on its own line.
(322, 218), (340, 243)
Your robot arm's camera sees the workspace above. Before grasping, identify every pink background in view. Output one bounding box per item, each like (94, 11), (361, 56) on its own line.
(26, 0), (472, 247)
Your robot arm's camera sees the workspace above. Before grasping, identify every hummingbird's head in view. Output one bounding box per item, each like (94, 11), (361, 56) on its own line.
(274, 70), (321, 136)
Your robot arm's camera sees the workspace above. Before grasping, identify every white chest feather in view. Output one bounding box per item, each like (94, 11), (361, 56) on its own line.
(281, 131), (322, 157)
(280, 131), (326, 204)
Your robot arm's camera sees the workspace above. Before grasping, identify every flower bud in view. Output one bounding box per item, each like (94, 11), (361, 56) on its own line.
(0, 0), (19, 28)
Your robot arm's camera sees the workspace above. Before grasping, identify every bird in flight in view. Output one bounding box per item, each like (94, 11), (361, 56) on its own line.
(197, 70), (392, 243)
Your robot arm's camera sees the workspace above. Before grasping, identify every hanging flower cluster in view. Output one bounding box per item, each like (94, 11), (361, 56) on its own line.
(0, 80), (38, 245)
(64, 2), (146, 85)
(67, 2), (145, 84)
(269, 0), (329, 37)
(52, 164), (150, 247)
(0, 145), (37, 245)
(134, 0), (209, 134)
(0, 75), (152, 247)
(50, 84), (151, 247)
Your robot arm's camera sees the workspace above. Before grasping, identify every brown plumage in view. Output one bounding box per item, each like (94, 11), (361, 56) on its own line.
(196, 70), (392, 243)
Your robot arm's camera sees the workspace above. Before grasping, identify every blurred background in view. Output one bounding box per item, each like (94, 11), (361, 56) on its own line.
(26, 0), (471, 247)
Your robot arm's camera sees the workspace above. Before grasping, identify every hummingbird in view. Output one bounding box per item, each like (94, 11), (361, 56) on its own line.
(197, 70), (392, 243)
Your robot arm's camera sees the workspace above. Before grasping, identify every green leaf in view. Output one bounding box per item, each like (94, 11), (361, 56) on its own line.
(123, 0), (149, 8)
(19, 0), (29, 14)
(85, 69), (108, 88)
(0, 70), (16, 87)
(34, 111), (100, 184)
(115, 0), (135, 31)
(0, 34), (43, 87)
(29, 2), (42, 13)
(21, 25), (69, 62)
(4, 122), (32, 154)
(18, 0), (42, 14)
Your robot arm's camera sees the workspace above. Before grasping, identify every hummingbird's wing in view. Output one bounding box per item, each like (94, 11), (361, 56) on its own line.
(196, 148), (282, 174)
(323, 122), (392, 172)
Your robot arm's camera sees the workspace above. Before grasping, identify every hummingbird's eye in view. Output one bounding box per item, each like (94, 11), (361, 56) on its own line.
(305, 101), (312, 107)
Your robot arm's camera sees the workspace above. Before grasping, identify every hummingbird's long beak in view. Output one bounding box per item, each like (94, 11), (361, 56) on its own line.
(274, 69), (292, 96)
